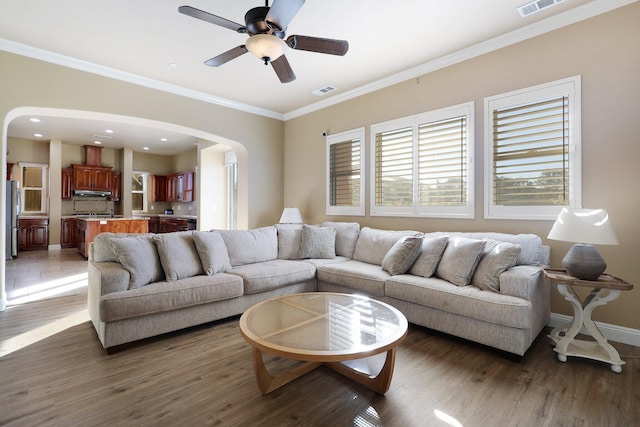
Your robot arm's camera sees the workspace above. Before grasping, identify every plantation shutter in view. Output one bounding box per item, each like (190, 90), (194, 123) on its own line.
(492, 96), (569, 206)
(329, 139), (361, 207)
(375, 126), (414, 207)
(418, 116), (467, 206)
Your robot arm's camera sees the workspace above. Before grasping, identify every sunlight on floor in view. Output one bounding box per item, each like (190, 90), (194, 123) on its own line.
(435, 409), (463, 427)
(0, 308), (89, 357)
(8, 273), (88, 306)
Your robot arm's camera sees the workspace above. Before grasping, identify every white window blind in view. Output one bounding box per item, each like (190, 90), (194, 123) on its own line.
(326, 128), (365, 216)
(493, 96), (569, 206)
(484, 76), (581, 220)
(371, 102), (474, 218)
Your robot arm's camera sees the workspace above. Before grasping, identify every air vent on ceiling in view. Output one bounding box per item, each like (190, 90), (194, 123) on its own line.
(313, 85), (337, 96)
(518, 0), (565, 17)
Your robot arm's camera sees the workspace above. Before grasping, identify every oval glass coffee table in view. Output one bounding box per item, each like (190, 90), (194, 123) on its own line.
(239, 292), (408, 394)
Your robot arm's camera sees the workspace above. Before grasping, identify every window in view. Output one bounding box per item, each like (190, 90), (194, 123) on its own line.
(19, 162), (48, 214)
(326, 128), (365, 216)
(484, 76), (581, 220)
(371, 102), (474, 218)
(225, 151), (238, 229)
(132, 172), (148, 212)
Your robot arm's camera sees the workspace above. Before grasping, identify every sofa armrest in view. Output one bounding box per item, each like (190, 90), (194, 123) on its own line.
(88, 260), (130, 296)
(499, 265), (547, 301)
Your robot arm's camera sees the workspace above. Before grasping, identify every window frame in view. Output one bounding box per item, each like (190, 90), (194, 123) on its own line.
(131, 171), (148, 213)
(18, 162), (48, 215)
(326, 127), (365, 216)
(484, 76), (582, 220)
(370, 102), (475, 219)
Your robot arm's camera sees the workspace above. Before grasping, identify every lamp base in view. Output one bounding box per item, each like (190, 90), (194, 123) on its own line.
(562, 244), (606, 281)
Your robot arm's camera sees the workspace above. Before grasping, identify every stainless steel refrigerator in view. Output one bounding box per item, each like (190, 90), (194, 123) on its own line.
(5, 180), (20, 259)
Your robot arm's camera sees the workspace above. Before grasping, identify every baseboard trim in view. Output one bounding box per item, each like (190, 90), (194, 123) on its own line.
(549, 313), (640, 348)
(48, 244), (62, 251)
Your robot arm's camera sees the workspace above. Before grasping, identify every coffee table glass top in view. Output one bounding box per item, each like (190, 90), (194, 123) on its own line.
(240, 292), (408, 359)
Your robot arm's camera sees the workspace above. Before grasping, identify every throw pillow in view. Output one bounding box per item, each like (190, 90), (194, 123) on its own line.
(352, 227), (419, 265)
(192, 231), (232, 275)
(154, 231), (204, 281)
(218, 226), (278, 266)
(409, 235), (449, 278)
(381, 235), (423, 275)
(436, 237), (486, 286)
(471, 240), (521, 292)
(320, 221), (360, 258)
(110, 235), (164, 289)
(275, 225), (303, 260)
(298, 224), (336, 259)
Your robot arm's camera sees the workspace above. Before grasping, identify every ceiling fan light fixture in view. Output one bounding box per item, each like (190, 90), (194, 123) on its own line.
(246, 34), (286, 64)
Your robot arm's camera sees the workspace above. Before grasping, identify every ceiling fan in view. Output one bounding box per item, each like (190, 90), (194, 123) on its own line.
(178, 0), (349, 83)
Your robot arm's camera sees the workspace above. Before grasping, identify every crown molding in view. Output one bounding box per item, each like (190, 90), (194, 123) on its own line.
(283, 0), (637, 120)
(0, 38), (285, 121)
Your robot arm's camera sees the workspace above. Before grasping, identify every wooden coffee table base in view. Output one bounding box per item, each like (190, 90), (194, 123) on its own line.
(251, 346), (398, 395)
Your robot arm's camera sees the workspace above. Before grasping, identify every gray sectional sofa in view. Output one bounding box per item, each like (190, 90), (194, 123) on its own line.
(87, 222), (550, 355)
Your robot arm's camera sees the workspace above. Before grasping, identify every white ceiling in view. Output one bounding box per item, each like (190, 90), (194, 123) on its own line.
(1, 0), (630, 155)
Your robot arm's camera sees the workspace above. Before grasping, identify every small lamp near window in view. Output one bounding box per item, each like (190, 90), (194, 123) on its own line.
(547, 208), (619, 280)
(279, 207), (303, 224)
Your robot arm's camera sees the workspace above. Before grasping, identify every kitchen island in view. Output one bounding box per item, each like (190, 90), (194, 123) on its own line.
(75, 217), (149, 258)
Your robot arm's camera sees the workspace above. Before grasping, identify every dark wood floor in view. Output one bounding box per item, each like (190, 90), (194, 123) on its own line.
(0, 293), (638, 426)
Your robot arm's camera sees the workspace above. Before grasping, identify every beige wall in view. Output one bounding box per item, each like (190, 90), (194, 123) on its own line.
(284, 3), (640, 330)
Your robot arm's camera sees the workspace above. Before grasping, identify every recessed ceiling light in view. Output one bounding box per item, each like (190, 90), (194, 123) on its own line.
(160, 138), (168, 142)
(29, 118), (41, 123)
(34, 133), (43, 138)
(105, 129), (114, 134)
(143, 147), (150, 151)
(93, 141), (102, 145)
(170, 63), (179, 68)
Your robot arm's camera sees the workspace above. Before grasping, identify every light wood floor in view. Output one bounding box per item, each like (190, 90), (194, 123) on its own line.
(0, 292), (638, 426)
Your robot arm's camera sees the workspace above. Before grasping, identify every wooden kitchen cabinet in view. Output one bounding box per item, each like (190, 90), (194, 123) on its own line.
(152, 175), (167, 202)
(168, 172), (195, 202)
(18, 218), (49, 251)
(60, 218), (76, 248)
(72, 164), (112, 192)
(61, 168), (74, 199)
(110, 172), (121, 201)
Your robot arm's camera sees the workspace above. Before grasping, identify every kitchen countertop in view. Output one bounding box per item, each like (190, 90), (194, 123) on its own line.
(74, 217), (147, 222)
(134, 214), (197, 219)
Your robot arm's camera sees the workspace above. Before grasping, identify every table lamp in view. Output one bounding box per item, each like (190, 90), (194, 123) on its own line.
(278, 207), (303, 224)
(547, 208), (619, 280)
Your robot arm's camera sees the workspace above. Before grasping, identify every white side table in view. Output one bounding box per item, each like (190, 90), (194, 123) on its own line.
(544, 269), (633, 373)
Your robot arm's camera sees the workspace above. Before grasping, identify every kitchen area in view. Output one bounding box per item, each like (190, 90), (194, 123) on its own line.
(7, 142), (200, 259)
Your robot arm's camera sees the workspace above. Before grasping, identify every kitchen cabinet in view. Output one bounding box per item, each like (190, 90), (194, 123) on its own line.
(62, 168), (74, 200)
(60, 218), (76, 248)
(72, 164), (112, 192)
(147, 216), (196, 234)
(168, 172), (195, 202)
(147, 216), (160, 233)
(18, 218), (49, 251)
(152, 175), (167, 202)
(110, 172), (121, 201)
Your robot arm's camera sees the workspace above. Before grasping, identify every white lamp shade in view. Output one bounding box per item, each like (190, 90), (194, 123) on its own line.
(246, 34), (286, 62)
(279, 208), (303, 224)
(548, 208), (619, 245)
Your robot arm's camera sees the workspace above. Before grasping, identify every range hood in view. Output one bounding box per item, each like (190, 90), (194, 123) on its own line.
(74, 190), (111, 198)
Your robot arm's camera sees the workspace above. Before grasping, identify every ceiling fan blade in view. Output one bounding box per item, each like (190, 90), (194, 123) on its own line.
(265, 0), (305, 32)
(286, 35), (349, 56)
(178, 5), (247, 33)
(204, 46), (248, 67)
(271, 55), (296, 83)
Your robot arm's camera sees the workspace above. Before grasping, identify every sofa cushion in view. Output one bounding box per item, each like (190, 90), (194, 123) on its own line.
(99, 273), (244, 322)
(381, 235), (423, 275)
(92, 232), (153, 262)
(352, 227), (418, 266)
(471, 240), (521, 292)
(227, 260), (316, 294)
(218, 226), (278, 266)
(436, 237), (486, 286)
(276, 225), (302, 260)
(409, 236), (449, 278)
(153, 231), (203, 281)
(110, 235), (164, 289)
(385, 274), (532, 329)
(317, 260), (391, 297)
(298, 225), (336, 259)
(321, 221), (360, 258)
(192, 231), (232, 275)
